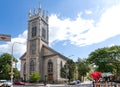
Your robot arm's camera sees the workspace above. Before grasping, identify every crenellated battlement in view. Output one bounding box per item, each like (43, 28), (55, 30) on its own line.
(28, 4), (48, 22)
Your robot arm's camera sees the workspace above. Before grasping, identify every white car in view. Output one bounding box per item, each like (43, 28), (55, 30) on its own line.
(0, 80), (12, 87)
(0, 80), (6, 87)
(70, 80), (77, 85)
(4, 80), (12, 87)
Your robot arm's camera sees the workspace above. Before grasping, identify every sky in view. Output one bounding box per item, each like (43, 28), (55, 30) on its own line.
(0, 0), (120, 69)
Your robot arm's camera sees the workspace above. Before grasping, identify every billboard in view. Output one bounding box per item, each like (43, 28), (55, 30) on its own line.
(0, 34), (11, 41)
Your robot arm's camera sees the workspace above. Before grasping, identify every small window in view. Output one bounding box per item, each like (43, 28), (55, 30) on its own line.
(31, 26), (37, 37)
(30, 60), (35, 73)
(42, 28), (46, 39)
(23, 63), (26, 74)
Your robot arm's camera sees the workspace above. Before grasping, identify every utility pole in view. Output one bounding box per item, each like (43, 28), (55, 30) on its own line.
(11, 42), (22, 87)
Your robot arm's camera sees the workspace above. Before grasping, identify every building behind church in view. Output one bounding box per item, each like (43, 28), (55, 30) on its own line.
(20, 5), (68, 82)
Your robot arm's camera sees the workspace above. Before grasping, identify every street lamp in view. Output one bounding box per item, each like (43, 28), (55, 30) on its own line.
(11, 42), (22, 87)
(44, 75), (47, 86)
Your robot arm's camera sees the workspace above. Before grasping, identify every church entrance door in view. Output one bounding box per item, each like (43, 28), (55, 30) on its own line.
(48, 74), (53, 80)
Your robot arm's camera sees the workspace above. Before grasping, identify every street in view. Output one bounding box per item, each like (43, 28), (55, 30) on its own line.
(13, 82), (93, 87)
(13, 82), (120, 87)
(13, 84), (93, 87)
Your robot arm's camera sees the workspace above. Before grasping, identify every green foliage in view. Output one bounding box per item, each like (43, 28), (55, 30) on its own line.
(60, 67), (66, 78)
(77, 58), (90, 81)
(60, 59), (75, 80)
(14, 68), (20, 80)
(29, 72), (40, 83)
(0, 53), (19, 80)
(67, 59), (76, 80)
(87, 74), (92, 81)
(87, 45), (120, 76)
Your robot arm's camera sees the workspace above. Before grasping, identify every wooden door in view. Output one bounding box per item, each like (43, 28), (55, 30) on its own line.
(48, 74), (53, 80)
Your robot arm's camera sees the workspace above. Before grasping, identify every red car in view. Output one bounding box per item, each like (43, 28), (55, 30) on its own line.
(14, 81), (25, 85)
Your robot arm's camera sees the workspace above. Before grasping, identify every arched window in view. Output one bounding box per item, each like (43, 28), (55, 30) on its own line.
(48, 59), (53, 73)
(23, 63), (26, 74)
(42, 28), (46, 39)
(48, 59), (53, 80)
(31, 26), (37, 37)
(30, 60), (35, 73)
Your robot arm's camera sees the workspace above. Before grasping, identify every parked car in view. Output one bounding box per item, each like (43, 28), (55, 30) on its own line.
(0, 80), (12, 87)
(0, 80), (7, 87)
(14, 81), (25, 85)
(69, 80), (81, 85)
(69, 80), (77, 85)
(76, 80), (81, 84)
(3, 80), (12, 87)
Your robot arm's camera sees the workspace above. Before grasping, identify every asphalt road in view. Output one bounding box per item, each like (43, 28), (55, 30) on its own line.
(12, 81), (94, 87)
(13, 84), (93, 87)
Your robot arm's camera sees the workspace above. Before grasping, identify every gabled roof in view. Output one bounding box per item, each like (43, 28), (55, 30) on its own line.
(20, 52), (26, 60)
(43, 45), (68, 60)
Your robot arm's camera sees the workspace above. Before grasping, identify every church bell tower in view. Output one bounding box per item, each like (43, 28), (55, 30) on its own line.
(28, 5), (49, 44)
(26, 5), (49, 80)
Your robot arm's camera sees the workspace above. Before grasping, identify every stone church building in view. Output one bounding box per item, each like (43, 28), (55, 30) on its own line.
(20, 6), (68, 82)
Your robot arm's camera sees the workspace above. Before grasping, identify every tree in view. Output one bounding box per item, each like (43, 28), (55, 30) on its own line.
(67, 59), (76, 81)
(107, 46), (120, 76)
(60, 59), (75, 81)
(13, 68), (20, 80)
(87, 45), (120, 77)
(77, 58), (90, 81)
(60, 67), (66, 78)
(29, 72), (40, 83)
(0, 53), (19, 80)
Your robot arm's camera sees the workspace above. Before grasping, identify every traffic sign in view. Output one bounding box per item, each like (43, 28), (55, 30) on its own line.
(0, 34), (11, 41)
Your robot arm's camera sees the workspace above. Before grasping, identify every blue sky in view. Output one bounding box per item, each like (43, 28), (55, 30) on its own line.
(0, 0), (120, 69)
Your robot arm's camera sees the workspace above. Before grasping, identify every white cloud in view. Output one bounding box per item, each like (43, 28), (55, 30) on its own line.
(85, 10), (92, 14)
(108, 44), (115, 47)
(49, 3), (120, 46)
(0, 2), (120, 58)
(0, 30), (27, 56)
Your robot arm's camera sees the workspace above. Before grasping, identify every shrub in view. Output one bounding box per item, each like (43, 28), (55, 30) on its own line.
(29, 72), (40, 83)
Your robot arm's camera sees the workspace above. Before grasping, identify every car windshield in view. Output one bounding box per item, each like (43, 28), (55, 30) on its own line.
(0, 80), (7, 83)
(5, 80), (11, 82)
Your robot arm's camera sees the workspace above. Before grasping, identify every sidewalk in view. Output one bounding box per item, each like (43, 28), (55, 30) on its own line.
(81, 81), (93, 84)
(25, 83), (67, 87)
(25, 83), (45, 86)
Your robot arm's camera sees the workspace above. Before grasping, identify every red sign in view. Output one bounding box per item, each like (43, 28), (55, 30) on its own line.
(90, 72), (102, 82)
(0, 34), (11, 41)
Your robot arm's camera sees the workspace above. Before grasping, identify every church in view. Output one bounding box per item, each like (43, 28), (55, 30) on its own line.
(20, 5), (68, 82)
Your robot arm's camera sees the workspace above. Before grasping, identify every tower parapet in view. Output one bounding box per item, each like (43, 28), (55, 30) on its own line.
(28, 5), (48, 23)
